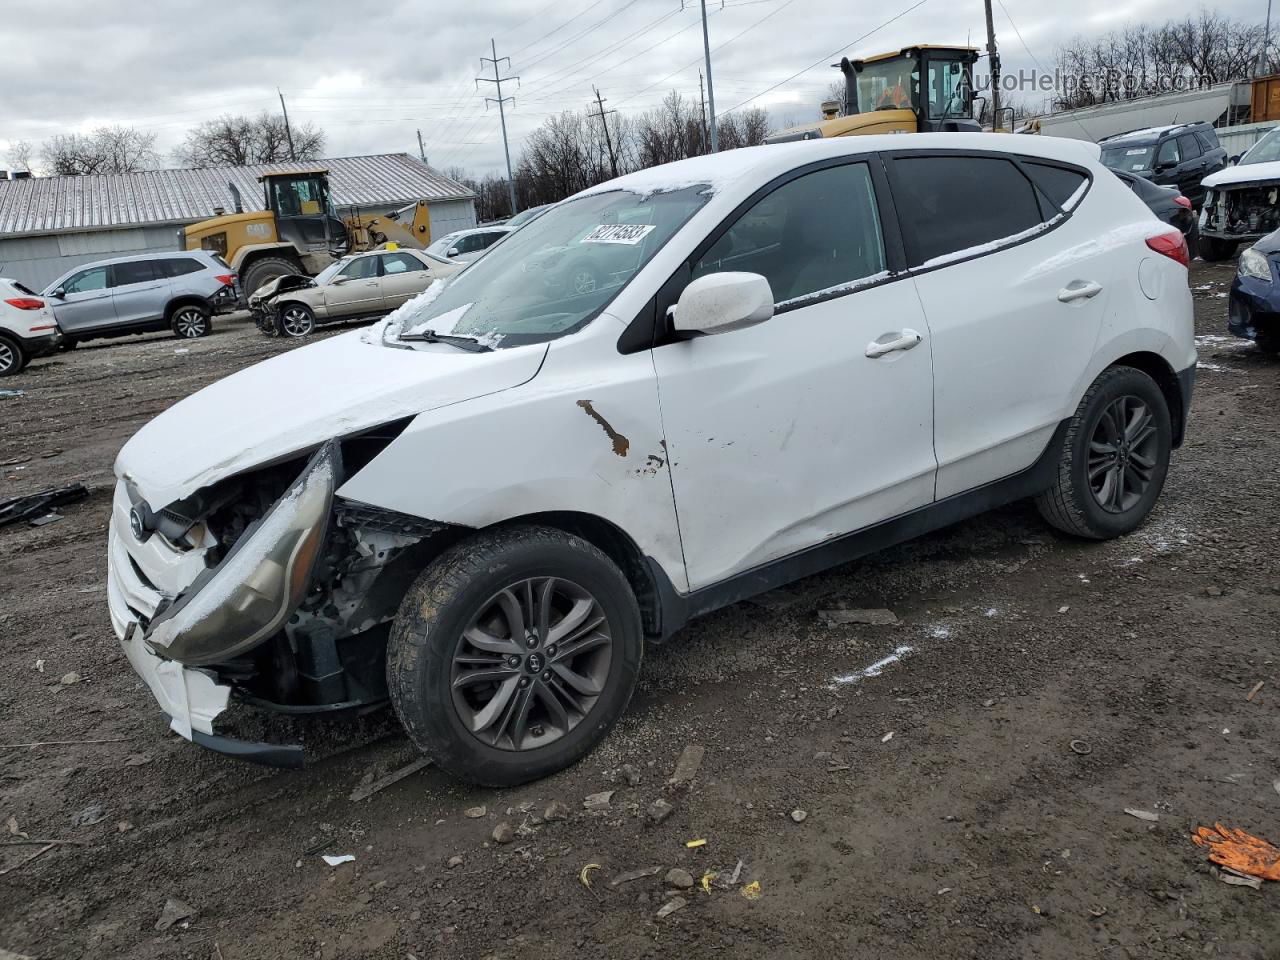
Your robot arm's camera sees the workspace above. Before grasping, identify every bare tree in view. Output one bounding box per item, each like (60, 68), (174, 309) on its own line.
(6, 139), (35, 173)
(41, 126), (160, 176)
(175, 112), (325, 168)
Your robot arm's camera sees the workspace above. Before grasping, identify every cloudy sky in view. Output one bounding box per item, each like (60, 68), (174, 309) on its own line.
(0, 0), (1262, 178)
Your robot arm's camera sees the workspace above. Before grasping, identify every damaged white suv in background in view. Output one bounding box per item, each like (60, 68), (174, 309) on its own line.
(109, 133), (1196, 785)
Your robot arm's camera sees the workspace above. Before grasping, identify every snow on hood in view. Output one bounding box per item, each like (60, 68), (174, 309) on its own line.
(116, 330), (548, 507)
(1203, 160), (1280, 189)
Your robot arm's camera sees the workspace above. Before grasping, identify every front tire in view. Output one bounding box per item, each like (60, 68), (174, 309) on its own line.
(1036, 366), (1172, 539)
(170, 303), (211, 339)
(0, 334), (27, 376)
(388, 525), (643, 786)
(278, 302), (316, 338)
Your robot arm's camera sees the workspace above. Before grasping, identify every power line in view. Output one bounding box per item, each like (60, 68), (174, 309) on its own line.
(519, 0), (646, 74)
(521, 7), (684, 93)
(507, 0), (614, 58)
(721, 0), (930, 114)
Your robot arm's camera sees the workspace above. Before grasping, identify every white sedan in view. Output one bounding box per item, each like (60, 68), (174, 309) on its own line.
(424, 225), (514, 264)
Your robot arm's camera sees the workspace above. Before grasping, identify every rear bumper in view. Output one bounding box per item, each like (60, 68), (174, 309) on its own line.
(211, 284), (243, 314)
(19, 330), (62, 358)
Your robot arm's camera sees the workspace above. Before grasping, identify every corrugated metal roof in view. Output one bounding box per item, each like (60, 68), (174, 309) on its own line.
(0, 153), (474, 239)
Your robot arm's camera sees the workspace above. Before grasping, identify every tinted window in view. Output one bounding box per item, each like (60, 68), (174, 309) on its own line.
(337, 256), (379, 280)
(381, 253), (423, 274)
(62, 266), (108, 294)
(1101, 143), (1156, 173)
(156, 258), (204, 278)
(1025, 161), (1088, 209)
(893, 155), (1042, 267)
(111, 260), (158, 286)
(693, 162), (886, 305)
(1155, 138), (1181, 166)
(1178, 134), (1202, 160)
(1195, 131), (1217, 151)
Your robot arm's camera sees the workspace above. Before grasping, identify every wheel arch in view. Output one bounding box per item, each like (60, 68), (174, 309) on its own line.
(489, 511), (666, 640)
(1107, 350), (1187, 447)
(164, 295), (212, 322)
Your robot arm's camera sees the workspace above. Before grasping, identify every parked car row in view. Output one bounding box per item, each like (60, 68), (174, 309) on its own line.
(106, 132), (1197, 784)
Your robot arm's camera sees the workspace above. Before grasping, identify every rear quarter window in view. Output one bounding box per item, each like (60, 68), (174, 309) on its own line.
(156, 258), (205, 278)
(1023, 161), (1089, 210)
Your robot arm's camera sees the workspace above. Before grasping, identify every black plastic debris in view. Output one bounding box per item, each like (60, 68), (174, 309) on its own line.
(0, 483), (89, 528)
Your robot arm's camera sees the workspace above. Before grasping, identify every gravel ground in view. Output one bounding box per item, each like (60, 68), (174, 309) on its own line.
(1, 261), (1278, 960)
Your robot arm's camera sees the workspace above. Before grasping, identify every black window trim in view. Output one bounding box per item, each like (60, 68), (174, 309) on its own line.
(618, 151), (910, 355)
(880, 148), (1093, 278)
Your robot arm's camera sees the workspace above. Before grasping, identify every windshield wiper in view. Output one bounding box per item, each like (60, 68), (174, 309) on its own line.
(398, 329), (493, 352)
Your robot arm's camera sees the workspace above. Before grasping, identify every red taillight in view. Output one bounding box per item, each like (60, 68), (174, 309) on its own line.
(1146, 231), (1189, 268)
(215, 274), (235, 287)
(4, 297), (45, 310)
(1173, 195), (1193, 209)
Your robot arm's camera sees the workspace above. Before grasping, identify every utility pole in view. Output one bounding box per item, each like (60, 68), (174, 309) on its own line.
(478, 39), (519, 217)
(278, 88), (296, 161)
(698, 0), (719, 152)
(591, 86), (619, 178)
(982, 0), (1001, 130)
(416, 129), (427, 164)
(1261, 0), (1274, 77)
(699, 72), (709, 154)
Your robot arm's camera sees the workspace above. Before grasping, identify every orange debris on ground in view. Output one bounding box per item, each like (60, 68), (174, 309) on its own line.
(1192, 823), (1280, 881)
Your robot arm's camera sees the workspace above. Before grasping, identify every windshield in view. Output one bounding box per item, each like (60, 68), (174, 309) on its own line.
(313, 259), (348, 285)
(1241, 129), (1280, 165)
(507, 205), (549, 228)
(388, 185), (710, 348)
(425, 233), (462, 258)
(1101, 143), (1156, 173)
(854, 56), (919, 114)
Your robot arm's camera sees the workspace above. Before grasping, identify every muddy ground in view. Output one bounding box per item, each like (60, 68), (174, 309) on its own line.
(1, 262), (1278, 960)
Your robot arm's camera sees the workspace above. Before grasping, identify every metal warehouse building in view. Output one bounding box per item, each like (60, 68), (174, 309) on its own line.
(0, 154), (476, 290)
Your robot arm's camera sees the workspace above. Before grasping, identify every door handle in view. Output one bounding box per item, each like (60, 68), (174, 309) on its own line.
(865, 328), (923, 358)
(1058, 280), (1103, 303)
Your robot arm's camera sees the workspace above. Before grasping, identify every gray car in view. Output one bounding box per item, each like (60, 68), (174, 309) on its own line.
(43, 250), (240, 346)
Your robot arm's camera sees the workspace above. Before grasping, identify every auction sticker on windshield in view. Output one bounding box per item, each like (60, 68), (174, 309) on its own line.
(581, 224), (656, 245)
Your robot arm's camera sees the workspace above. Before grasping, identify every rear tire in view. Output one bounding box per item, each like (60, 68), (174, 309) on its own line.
(387, 525), (643, 786)
(242, 256), (302, 298)
(1198, 236), (1238, 262)
(0, 334), (27, 376)
(1035, 366), (1172, 540)
(170, 303), (211, 339)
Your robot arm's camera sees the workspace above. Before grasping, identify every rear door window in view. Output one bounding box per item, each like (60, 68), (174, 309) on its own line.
(381, 252), (425, 274)
(110, 260), (158, 286)
(890, 155), (1044, 267)
(1178, 134), (1202, 160)
(692, 161), (886, 306)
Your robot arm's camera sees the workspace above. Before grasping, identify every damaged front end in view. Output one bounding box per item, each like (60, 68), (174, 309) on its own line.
(108, 422), (460, 766)
(247, 274), (316, 334)
(1201, 181), (1280, 242)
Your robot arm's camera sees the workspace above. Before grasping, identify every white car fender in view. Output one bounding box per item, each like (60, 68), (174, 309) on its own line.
(337, 315), (689, 592)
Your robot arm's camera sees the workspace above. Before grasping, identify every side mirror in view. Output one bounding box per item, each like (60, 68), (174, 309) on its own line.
(51, 288), (65, 299)
(670, 272), (773, 336)
(1230, 154), (1241, 165)
(447, 247), (460, 258)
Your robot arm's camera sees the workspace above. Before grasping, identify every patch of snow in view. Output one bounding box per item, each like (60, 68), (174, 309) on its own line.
(1195, 334), (1237, 344)
(1197, 361), (1243, 373)
(775, 270), (892, 309)
(830, 645), (913, 686)
(381, 278), (448, 338)
(927, 624), (952, 640)
(984, 607), (1000, 618)
(576, 144), (782, 200)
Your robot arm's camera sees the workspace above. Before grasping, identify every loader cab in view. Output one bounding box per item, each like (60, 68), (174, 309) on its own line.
(842, 46), (980, 132)
(259, 169), (348, 257)
(764, 44), (980, 143)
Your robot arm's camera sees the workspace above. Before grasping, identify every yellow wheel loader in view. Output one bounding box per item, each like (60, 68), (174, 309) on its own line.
(179, 169), (434, 296)
(765, 45), (982, 143)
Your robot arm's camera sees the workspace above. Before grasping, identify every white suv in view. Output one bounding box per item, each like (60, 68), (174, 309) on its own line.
(107, 133), (1195, 783)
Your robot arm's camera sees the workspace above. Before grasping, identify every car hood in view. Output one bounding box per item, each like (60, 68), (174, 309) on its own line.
(249, 274), (315, 302)
(1203, 160), (1280, 189)
(116, 330), (548, 507)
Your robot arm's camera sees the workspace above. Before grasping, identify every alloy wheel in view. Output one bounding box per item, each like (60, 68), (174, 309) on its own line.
(1088, 395), (1158, 513)
(281, 306), (314, 337)
(173, 309), (207, 338)
(0, 340), (15, 374)
(450, 577), (613, 752)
